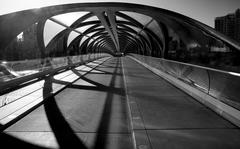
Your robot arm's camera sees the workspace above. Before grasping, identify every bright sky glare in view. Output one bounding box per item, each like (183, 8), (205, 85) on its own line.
(0, 0), (240, 27)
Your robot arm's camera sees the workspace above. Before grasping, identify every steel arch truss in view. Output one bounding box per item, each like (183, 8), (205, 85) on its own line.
(0, 2), (239, 58)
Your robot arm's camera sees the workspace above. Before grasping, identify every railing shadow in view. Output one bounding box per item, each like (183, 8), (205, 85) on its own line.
(82, 65), (121, 75)
(85, 63), (117, 69)
(76, 69), (118, 75)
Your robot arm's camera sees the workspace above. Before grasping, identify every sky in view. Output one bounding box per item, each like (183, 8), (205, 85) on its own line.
(0, 0), (240, 27)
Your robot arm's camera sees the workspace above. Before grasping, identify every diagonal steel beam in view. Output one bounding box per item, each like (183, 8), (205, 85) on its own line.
(95, 11), (119, 51)
(106, 10), (120, 51)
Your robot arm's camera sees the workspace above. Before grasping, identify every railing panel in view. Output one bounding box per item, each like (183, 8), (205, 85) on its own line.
(130, 54), (240, 110)
(209, 71), (240, 110)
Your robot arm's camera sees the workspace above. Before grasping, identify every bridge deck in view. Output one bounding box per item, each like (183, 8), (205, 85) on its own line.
(122, 57), (240, 149)
(2, 57), (240, 149)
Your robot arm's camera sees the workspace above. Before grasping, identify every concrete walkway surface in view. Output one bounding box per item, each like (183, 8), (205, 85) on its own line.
(1, 57), (240, 149)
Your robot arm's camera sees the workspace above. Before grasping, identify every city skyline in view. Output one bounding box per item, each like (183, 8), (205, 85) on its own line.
(215, 8), (240, 43)
(0, 0), (240, 27)
(215, 8), (240, 18)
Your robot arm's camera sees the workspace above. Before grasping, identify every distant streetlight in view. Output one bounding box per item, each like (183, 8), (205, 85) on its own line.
(1, 61), (7, 64)
(17, 32), (24, 42)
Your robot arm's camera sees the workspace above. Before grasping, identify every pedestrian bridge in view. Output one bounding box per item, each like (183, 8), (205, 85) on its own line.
(0, 3), (240, 149)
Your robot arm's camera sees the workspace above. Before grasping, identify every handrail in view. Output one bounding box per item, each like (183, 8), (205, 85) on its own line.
(130, 54), (240, 111)
(159, 58), (240, 77)
(0, 54), (108, 95)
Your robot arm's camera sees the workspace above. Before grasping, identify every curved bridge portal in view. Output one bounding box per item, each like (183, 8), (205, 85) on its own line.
(0, 2), (240, 149)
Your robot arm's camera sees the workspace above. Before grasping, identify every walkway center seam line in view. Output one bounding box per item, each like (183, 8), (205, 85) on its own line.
(121, 57), (152, 149)
(121, 57), (137, 149)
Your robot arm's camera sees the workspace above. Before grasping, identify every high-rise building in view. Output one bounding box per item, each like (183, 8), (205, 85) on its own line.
(235, 9), (240, 43)
(215, 9), (240, 43)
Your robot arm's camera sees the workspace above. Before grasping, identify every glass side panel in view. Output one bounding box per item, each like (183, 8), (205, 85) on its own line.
(1, 23), (42, 81)
(167, 25), (240, 73)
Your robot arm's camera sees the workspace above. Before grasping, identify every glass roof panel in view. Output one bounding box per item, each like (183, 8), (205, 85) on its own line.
(92, 41), (98, 47)
(82, 16), (99, 23)
(118, 31), (137, 39)
(87, 31), (98, 37)
(76, 24), (95, 33)
(120, 11), (152, 26)
(87, 39), (94, 47)
(67, 31), (80, 46)
(44, 19), (66, 46)
(124, 24), (141, 33)
(139, 30), (150, 41)
(117, 25), (124, 29)
(123, 24), (151, 42)
(94, 35), (102, 39)
(51, 12), (89, 26)
(79, 36), (89, 46)
(116, 16), (129, 22)
(95, 25), (104, 29)
(146, 20), (164, 40)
